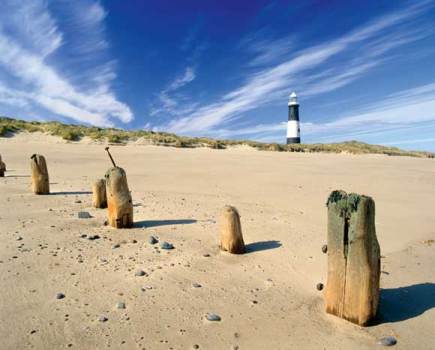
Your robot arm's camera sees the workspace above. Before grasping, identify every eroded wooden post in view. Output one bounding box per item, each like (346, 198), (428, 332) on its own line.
(92, 179), (107, 208)
(0, 155), (5, 177)
(105, 167), (133, 228)
(325, 190), (380, 326)
(219, 205), (245, 254)
(30, 154), (50, 194)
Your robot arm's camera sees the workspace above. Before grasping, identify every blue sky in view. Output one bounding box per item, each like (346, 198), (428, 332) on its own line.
(1, 1), (435, 151)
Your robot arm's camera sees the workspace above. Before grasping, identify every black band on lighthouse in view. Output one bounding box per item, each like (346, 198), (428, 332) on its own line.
(288, 104), (299, 121)
(287, 137), (301, 144)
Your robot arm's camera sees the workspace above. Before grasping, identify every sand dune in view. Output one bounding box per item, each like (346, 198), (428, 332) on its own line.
(1, 134), (434, 349)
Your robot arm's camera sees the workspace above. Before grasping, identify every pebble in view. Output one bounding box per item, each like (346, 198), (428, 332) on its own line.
(116, 302), (126, 309)
(112, 243), (121, 249)
(16, 236), (23, 241)
(205, 313), (221, 321)
(135, 270), (146, 277)
(160, 241), (174, 250)
(75, 200), (82, 203)
(88, 235), (100, 240)
(80, 234), (87, 238)
(192, 345), (200, 349)
(322, 244), (328, 254)
(56, 293), (65, 299)
(202, 253), (210, 257)
(78, 211), (91, 219)
(98, 315), (108, 322)
(378, 337), (397, 346)
(148, 236), (158, 245)
(192, 283), (202, 288)
(316, 283), (324, 291)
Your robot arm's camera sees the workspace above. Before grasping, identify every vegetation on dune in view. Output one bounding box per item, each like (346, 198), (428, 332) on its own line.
(0, 116), (434, 158)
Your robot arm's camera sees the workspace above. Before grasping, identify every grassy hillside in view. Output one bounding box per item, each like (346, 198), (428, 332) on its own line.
(1, 116), (434, 158)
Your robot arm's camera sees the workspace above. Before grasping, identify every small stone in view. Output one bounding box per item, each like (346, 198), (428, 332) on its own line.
(80, 234), (87, 238)
(148, 236), (158, 245)
(192, 283), (202, 288)
(322, 244), (328, 254)
(103, 220), (108, 226)
(192, 345), (200, 349)
(378, 337), (397, 346)
(316, 283), (324, 291)
(16, 236), (23, 241)
(98, 315), (108, 322)
(75, 200), (82, 203)
(88, 234), (100, 240)
(202, 253), (210, 257)
(160, 241), (174, 250)
(131, 239), (137, 244)
(56, 292), (65, 299)
(205, 313), (221, 321)
(135, 269), (146, 277)
(112, 243), (121, 249)
(78, 211), (91, 219)
(116, 302), (126, 309)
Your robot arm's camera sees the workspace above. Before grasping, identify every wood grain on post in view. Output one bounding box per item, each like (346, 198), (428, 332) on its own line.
(105, 167), (133, 228)
(30, 154), (50, 194)
(219, 205), (245, 254)
(325, 190), (380, 326)
(92, 179), (107, 208)
(0, 155), (5, 177)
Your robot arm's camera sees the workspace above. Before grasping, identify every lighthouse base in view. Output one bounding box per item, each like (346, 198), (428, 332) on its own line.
(287, 137), (301, 144)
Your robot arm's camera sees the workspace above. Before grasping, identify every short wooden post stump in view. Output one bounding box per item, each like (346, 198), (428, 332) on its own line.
(30, 154), (50, 194)
(105, 167), (133, 228)
(219, 205), (245, 254)
(92, 179), (107, 208)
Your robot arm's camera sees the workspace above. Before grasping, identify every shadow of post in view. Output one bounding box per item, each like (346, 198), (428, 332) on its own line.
(245, 240), (282, 253)
(134, 219), (197, 228)
(50, 191), (93, 195)
(375, 283), (435, 324)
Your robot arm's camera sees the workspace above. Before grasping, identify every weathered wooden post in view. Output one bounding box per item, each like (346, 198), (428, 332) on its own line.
(104, 147), (133, 228)
(30, 154), (50, 194)
(92, 179), (107, 208)
(219, 205), (245, 254)
(325, 190), (380, 326)
(0, 155), (5, 177)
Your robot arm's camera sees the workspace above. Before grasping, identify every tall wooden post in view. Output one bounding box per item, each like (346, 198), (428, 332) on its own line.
(30, 154), (50, 194)
(325, 190), (380, 326)
(105, 167), (133, 228)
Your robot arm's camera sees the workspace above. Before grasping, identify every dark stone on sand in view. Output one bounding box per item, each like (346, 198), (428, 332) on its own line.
(112, 243), (120, 249)
(135, 269), (146, 277)
(80, 234), (87, 238)
(316, 283), (324, 291)
(98, 315), (108, 322)
(116, 302), (126, 309)
(378, 337), (397, 346)
(205, 313), (221, 321)
(192, 283), (202, 288)
(75, 200), (82, 203)
(87, 235), (100, 240)
(160, 241), (174, 250)
(322, 244), (327, 253)
(56, 292), (65, 299)
(78, 211), (91, 219)
(192, 345), (200, 349)
(148, 236), (158, 245)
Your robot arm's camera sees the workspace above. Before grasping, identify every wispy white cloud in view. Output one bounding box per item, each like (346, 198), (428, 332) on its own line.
(0, 0), (132, 126)
(150, 66), (197, 117)
(158, 1), (433, 136)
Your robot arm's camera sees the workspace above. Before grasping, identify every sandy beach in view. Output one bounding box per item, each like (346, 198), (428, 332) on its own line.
(1, 133), (434, 350)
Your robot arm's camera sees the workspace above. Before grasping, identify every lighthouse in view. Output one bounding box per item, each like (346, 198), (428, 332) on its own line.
(286, 92), (301, 144)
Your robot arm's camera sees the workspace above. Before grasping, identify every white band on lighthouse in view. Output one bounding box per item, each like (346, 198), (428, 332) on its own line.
(287, 120), (300, 138)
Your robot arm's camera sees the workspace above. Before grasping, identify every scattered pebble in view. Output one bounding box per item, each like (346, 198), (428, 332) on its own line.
(78, 211), (91, 219)
(16, 236), (23, 241)
(98, 315), (108, 322)
(202, 253), (210, 257)
(378, 336), (397, 346)
(135, 270), (146, 277)
(80, 234), (87, 238)
(192, 283), (202, 288)
(205, 313), (221, 321)
(316, 283), (324, 291)
(87, 235), (100, 241)
(322, 244), (328, 254)
(74, 200), (82, 203)
(131, 239), (138, 244)
(192, 345), (200, 349)
(160, 241), (174, 250)
(148, 236), (158, 245)
(56, 293), (65, 300)
(116, 302), (126, 309)
(112, 243), (121, 249)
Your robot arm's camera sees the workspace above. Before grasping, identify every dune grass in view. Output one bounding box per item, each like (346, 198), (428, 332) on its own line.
(1, 116), (433, 158)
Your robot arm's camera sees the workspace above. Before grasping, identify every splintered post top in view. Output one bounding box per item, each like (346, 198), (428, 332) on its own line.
(105, 147), (117, 168)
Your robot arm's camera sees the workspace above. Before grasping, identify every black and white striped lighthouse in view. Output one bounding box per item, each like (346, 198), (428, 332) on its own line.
(286, 92), (301, 144)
